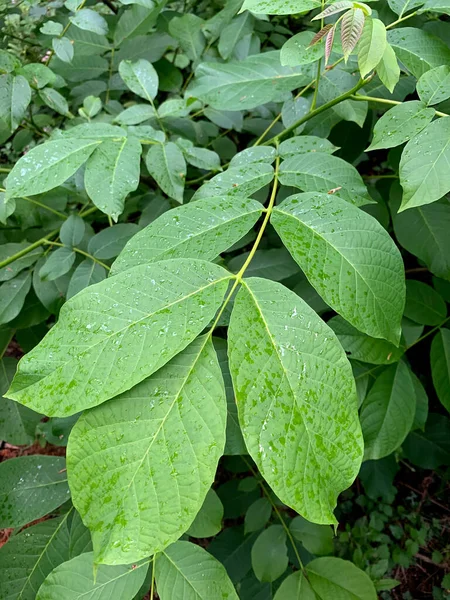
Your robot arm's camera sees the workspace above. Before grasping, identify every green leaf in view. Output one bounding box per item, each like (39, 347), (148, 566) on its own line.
(399, 119), (450, 211)
(68, 336), (226, 564)
(358, 18), (387, 78)
(0, 74), (31, 143)
(169, 14), (206, 63)
(360, 362), (416, 460)
(251, 525), (288, 583)
(341, 9), (365, 62)
(359, 454), (398, 501)
(119, 59), (159, 101)
(0, 271), (32, 325)
(244, 498), (272, 534)
(70, 9), (108, 35)
(63, 123), (127, 140)
(39, 87), (70, 117)
(318, 70), (368, 127)
(52, 37), (74, 63)
(229, 147), (277, 168)
(0, 455), (69, 528)
(420, 0), (450, 14)
(4, 139), (100, 200)
(114, 104), (156, 125)
(0, 514), (71, 600)
(87, 223), (139, 260)
(274, 571), (316, 600)
(376, 43), (400, 93)
(305, 557), (377, 599)
(6, 259), (232, 416)
(188, 51), (313, 111)
(393, 199), (450, 281)
(388, 0), (424, 15)
(68, 510), (92, 558)
(227, 248), (299, 281)
(417, 65), (450, 106)
(114, 5), (160, 46)
(36, 552), (148, 600)
(280, 31), (323, 66)
(278, 135), (339, 159)
(330, 316), (404, 364)
(240, 0), (321, 13)
(182, 146), (221, 171)
(85, 137), (142, 220)
(366, 101), (435, 151)
(387, 28), (450, 79)
(431, 329), (450, 413)
(411, 372), (428, 431)
(0, 191), (15, 224)
(41, 21), (64, 35)
(39, 247), (76, 281)
(193, 164), (274, 201)
(67, 260), (107, 299)
(111, 196), (263, 274)
(60, 215), (85, 247)
(279, 155), (372, 207)
(228, 277), (363, 525)
(290, 515), (334, 555)
(187, 489), (224, 538)
(0, 243), (43, 282)
(33, 258), (70, 313)
(156, 541), (239, 600)
(272, 193), (404, 344)
(52, 55), (108, 82)
(145, 142), (186, 203)
(404, 280), (446, 325)
(403, 413), (450, 469)
(219, 13), (254, 60)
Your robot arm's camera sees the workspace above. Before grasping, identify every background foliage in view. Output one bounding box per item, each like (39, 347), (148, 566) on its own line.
(0, 0), (449, 598)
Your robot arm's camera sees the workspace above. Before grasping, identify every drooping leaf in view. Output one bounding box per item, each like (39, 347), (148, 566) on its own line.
(430, 329), (450, 413)
(0, 74), (31, 143)
(187, 489), (224, 538)
(358, 18), (387, 78)
(0, 514), (71, 600)
(341, 9), (366, 62)
(366, 101), (435, 151)
(84, 137), (142, 220)
(271, 193), (405, 344)
(240, 0), (321, 14)
(0, 271), (32, 325)
(387, 28), (450, 79)
(404, 280), (446, 325)
(279, 154), (372, 206)
(309, 24), (333, 47)
(118, 58), (159, 101)
(60, 215), (85, 248)
(289, 515), (334, 556)
(228, 277), (363, 525)
(181, 146), (221, 170)
(111, 196), (263, 274)
(305, 557), (377, 599)
(6, 259), (232, 416)
(145, 142), (186, 203)
(325, 26), (336, 64)
(39, 248), (76, 282)
(155, 541), (239, 600)
(417, 65), (450, 106)
(193, 164), (274, 201)
(399, 119), (450, 211)
(4, 139), (100, 200)
(0, 455), (69, 528)
(360, 362), (416, 460)
(68, 336), (226, 565)
(312, 1), (355, 20)
(376, 43), (400, 93)
(36, 552), (148, 600)
(252, 526), (288, 583)
(188, 51), (313, 111)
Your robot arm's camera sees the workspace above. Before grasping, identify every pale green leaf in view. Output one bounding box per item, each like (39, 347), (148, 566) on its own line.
(52, 37), (74, 63)
(278, 135), (339, 159)
(0, 271), (32, 325)
(114, 104), (156, 125)
(119, 59), (158, 101)
(271, 193), (405, 344)
(0, 514), (71, 600)
(252, 526), (288, 582)
(63, 123), (126, 140)
(376, 43), (400, 93)
(156, 541), (239, 600)
(240, 0), (321, 14)
(0, 192), (15, 224)
(360, 362), (416, 460)
(366, 101), (435, 151)
(182, 146), (221, 170)
(274, 571), (316, 600)
(193, 164), (274, 201)
(0, 456), (69, 528)
(4, 139), (100, 200)
(358, 18), (387, 78)
(431, 329), (450, 413)
(280, 31), (323, 66)
(404, 280), (446, 325)
(387, 28), (450, 79)
(399, 119), (450, 211)
(305, 557), (377, 600)
(279, 155), (372, 207)
(145, 142), (186, 203)
(187, 489), (224, 538)
(84, 137), (142, 220)
(111, 196), (263, 274)
(388, 0), (424, 15)
(60, 215), (85, 247)
(229, 146), (277, 168)
(420, 0), (450, 14)
(39, 88), (70, 116)
(290, 515), (334, 555)
(41, 21), (64, 35)
(68, 336), (226, 564)
(88, 223), (140, 260)
(219, 13), (254, 60)
(6, 259), (232, 416)
(33, 258), (71, 313)
(228, 277), (363, 525)
(36, 552), (148, 600)
(0, 74), (31, 143)
(114, 5), (161, 46)
(67, 260), (106, 299)
(70, 9), (108, 35)
(39, 247), (76, 281)
(169, 14), (206, 62)
(417, 65), (450, 106)
(188, 51), (313, 111)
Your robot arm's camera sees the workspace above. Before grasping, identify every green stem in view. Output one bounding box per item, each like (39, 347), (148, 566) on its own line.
(407, 316), (450, 350)
(386, 10), (418, 29)
(310, 0), (325, 112)
(0, 230), (59, 269)
(150, 554), (156, 600)
(0, 188), (66, 219)
(45, 0), (88, 66)
(350, 94), (449, 118)
(43, 240), (111, 271)
(0, 167), (11, 173)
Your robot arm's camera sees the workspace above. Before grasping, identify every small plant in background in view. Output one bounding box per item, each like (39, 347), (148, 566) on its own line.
(0, 0), (450, 598)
